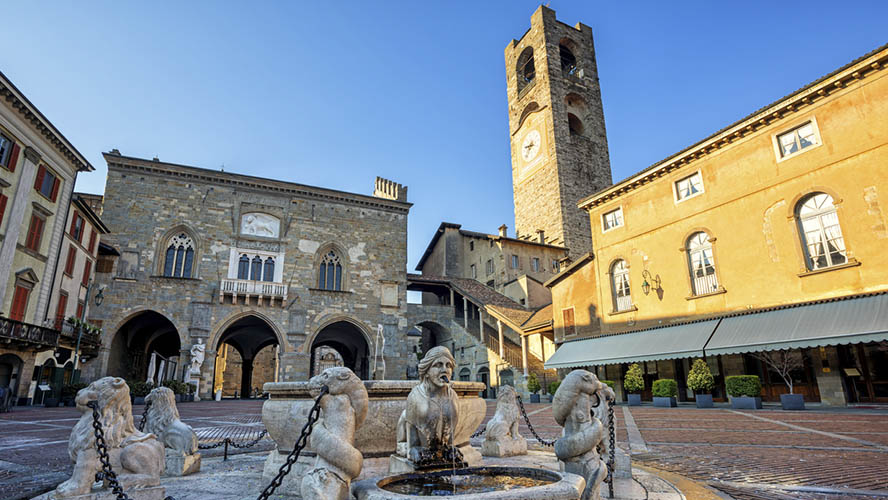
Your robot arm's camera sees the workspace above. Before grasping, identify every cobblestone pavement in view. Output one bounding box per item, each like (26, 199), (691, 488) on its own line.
(5, 399), (888, 500)
(0, 400), (269, 500)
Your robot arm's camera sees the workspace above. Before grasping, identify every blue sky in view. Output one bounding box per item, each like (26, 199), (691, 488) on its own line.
(3, 1), (886, 270)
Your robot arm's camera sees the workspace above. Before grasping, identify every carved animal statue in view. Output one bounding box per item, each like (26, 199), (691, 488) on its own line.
(481, 384), (526, 457)
(301, 367), (369, 500)
(553, 370), (608, 500)
(53, 377), (164, 498)
(144, 387), (198, 455)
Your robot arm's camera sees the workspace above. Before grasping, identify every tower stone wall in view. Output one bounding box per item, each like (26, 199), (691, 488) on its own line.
(505, 6), (612, 258)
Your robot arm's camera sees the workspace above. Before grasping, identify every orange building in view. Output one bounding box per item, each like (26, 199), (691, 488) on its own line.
(545, 44), (888, 406)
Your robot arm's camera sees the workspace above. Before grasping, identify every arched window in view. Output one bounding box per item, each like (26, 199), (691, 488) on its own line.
(568, 113), (584, 136)
(517, 47), (535, 92)
(263, 257), (275, 282)
(318, 250), (343, 291)
(797, 193), (846, 270)
(687, 232), (718, 295)
(237, 254), (250, 280)
(163, 233), (195, 278)
(250, 256), (262, 281)
(610, 260), (632, 312)
(560, 43), (577, 75)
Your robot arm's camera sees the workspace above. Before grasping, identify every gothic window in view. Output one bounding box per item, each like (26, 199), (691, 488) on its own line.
(318, 250), (342, 291)
(610, 260), (632, 312)
(797, 193), (846, 270)
(263, 257), (275, 282)
(687, 232), (718, 295)
(237, 254), (250, 280)
(250, 255), (263, 281)
(517, 47), (535, 92)
(560, 43), (577, 76)
(163, 233), (195, 278)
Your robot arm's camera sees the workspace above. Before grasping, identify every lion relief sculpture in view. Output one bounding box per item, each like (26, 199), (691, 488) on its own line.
(301, 366), (369, 500)
(481, 385), (527, 457)
(145, 386), (200, 476)
(552, 370), (608, 500)
(53, 377), (164, 498)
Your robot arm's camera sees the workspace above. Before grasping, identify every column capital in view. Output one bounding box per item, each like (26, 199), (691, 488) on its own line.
(23, 146), (41, 164)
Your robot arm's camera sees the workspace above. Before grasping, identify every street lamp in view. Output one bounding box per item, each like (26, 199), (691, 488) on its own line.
(641, 270), (662, 296)
(73, 280), (104, 374)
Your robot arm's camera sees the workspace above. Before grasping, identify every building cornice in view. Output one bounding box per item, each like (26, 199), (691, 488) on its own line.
(103, 152), (412, 214)
(578, 44), (888, 210)
(0, 71), (93, 172)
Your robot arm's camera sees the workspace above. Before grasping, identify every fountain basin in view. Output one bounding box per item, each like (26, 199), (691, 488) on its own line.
(263, 380), (486, 457)
(352, 466), (585, 499)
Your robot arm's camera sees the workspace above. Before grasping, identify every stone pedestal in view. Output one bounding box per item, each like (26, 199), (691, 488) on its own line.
(47, 486), (166, 500)
(387, 445), (481, 474)
(164, 449), (201, 476)
(481, 437), (527, 457)
(460, 444), (482, 466)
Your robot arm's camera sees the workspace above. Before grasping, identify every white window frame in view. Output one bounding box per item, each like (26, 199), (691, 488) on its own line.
(673, 170), (704, 203)
(601, 207), (624, 233)
(228, 248), (285, 282)
(773, 118), (822, 162)
(687, 233), (719, 296)
(531, 257), (540, 272)
(486, 259), (494, 275)
(470, 264), (476, 279)
(797, 193), (847, 271)
(511, 254), (519, 269)
(610, 260), (632, 312)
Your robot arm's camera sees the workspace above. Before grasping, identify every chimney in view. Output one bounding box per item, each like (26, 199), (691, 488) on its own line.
(373, 177), (408, 202)
(537, 230), (545, 244)
(498, 224), (508, 237)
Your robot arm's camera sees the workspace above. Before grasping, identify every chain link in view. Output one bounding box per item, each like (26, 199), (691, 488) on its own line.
(229, 429), (268, 449)
(87, 400), (132, 500)
(516, 395), (557, 446)
(138, 400), (152, 432)
(607, 398), (616, 498)
(256, 386), (328, 500)
(470, 425), (486, 438)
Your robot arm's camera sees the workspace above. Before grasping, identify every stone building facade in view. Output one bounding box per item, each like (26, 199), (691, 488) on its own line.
(546, 44), (888, 406)
(505, 5), (612, 259)
(89, 151), (411, 399)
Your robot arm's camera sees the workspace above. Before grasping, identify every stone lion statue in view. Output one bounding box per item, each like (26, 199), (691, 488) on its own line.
(481, 384), (526, 457)
(395, 346), (464, 470)
(553, 370), (608, 500)
(301, 366), (369, 500)
(144, 386), (200, 476)
(52, 377), (164, 498)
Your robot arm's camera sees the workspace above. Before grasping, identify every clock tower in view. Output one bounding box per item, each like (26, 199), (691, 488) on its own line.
(505, 6), (611, 259)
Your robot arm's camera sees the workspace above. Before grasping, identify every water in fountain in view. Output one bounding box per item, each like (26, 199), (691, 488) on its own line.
(379, 468), (558, 495)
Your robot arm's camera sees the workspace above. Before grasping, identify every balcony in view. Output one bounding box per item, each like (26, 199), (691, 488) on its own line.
(219, 279), (288, 307)
(0, 317), (59, 350)
(57, 320), (101, 355)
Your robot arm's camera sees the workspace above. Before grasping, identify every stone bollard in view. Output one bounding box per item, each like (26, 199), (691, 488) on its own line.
(481, 385), (527, 457)
(301, 367), (369, 500)
(553, 370), (608, 500)
(51, 377), (165, 500)
(144, 387), (201, 476)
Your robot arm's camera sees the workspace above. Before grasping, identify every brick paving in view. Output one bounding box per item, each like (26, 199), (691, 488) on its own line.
(4, 399), (888, 500)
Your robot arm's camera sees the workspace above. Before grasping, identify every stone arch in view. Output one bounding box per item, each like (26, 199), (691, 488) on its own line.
(516, 46), (535, 92)
(307, 316), (373, 379)
(155, 223), (202, 278)
(106, 309), (181, 383)
(208, 309), (286, 353)
(559, 37), (580, 76)
(211, 313), (281, 399)
(476, 366), (491, 399)
(413, 320), (451, 356)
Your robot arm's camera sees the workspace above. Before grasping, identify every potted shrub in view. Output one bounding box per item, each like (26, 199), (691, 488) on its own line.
(186, 383), (197, 402)
(652, 379), (678, 407)
(687, 359), (715, 408)
(753, 350), (805, 410)
(726, 375), (762, 409)
(624, 363), (644, 406)
(547, 380), (560, 402)
(163, 380), (187, 402)
(526, 373), (541, 403)
(61, 382), (88, 407)
(127, 380), (152, 405)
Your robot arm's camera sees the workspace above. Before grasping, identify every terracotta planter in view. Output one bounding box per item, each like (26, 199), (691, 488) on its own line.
(780, 393), (805, 410)
(695, 394), (714, 408)
(628, 394), (641, 406)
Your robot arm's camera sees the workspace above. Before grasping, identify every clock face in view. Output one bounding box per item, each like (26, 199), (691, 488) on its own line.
(521, 129), (541, 163)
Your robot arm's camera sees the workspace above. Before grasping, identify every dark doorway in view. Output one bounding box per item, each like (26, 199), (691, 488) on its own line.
(310, 321), (370, 380)
(109, 311), (180, 382)
(0, 354), (23, 406)
(477, 367), (490, 399)
(214, 316), (278, 399)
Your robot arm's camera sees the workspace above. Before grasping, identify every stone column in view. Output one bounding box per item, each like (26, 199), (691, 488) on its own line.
(463, 297), (468, 329)
(0, 147), (40, 312)
(478, 309), (484, 339)
(497, 319), (504, 358)
(240, 357), (253, 399)
(520, 335), (528, 377)
(449, 289), (455, 308)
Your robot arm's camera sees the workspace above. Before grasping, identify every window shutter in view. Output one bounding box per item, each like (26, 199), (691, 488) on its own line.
(70, 215), (77, 235)
(65, 245), (77, 274)
(88, 231), (97, 254)
(26, 216), (39, 250)
(34, 165), (45, 191)
(10, 286), (28, 322)
(56, 293), (68, 326)
(82, 259), (92, 286)
(0, 194), (7, 225)
(50, 177), (60, 202)
(7, 143), (19, 172)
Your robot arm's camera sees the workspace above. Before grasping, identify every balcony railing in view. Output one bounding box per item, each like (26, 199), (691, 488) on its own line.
(219, 279), (288, 306)
(0, 317), (59, 348)
(58, 321), (101, 349)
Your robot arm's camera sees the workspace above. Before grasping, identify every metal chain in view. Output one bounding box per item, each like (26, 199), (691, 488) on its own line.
(87, 401), (131, 500)
(198, 439), (227, 450)
(256, 386), (328, 500)
(516, 395), (557, 446)
(229, 429), (268, 449)
(471, 425), (486, 438)
(138, 400), (152, 432)
(607, 399), (616, 499)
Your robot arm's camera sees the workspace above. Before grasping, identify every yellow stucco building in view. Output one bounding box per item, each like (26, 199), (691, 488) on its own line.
(545, 44), (888, 406)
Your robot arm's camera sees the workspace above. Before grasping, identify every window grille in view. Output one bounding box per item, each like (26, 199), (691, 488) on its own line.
(687, 232), (718, 295)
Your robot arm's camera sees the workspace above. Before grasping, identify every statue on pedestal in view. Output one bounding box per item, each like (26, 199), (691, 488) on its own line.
(183, 339), (206, 401)
(553, 369), (608, 500)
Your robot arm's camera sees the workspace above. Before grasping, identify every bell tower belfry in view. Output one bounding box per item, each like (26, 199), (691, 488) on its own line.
(505, 6), (612, 259)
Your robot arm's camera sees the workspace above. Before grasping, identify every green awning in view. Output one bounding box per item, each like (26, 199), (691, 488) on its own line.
(544, 319), (719, 369)
(705, 293), (888, 356)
